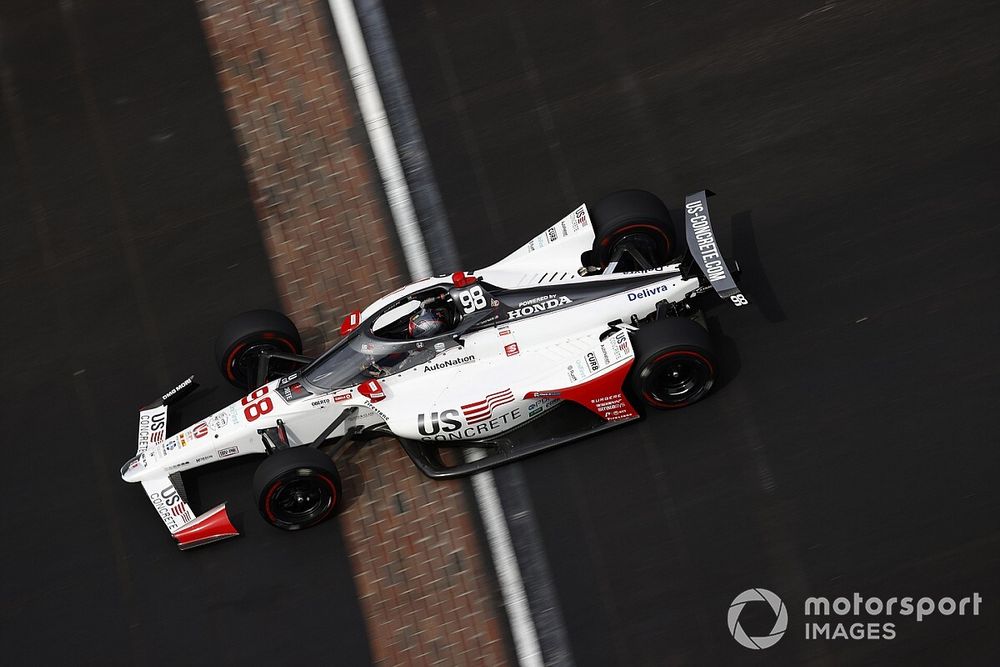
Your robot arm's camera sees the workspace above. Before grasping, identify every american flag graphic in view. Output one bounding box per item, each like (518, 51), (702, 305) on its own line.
(462, 388), (515, 425)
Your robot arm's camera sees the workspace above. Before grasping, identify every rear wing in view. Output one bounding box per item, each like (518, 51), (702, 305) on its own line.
(683, 191), (749, 307)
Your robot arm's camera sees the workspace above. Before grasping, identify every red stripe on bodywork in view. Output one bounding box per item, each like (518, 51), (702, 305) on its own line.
(172, 504), (239, 550)
(524, 361), (638, 422)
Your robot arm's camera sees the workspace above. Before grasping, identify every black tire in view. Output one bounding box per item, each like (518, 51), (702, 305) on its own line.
(630, 317), (718, 409)
(590, 189), (676, 270)
(253, 447), (342, 531)
(214, 309), (302, 389)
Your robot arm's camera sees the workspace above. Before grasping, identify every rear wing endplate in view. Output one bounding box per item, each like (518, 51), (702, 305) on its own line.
(684, 190), (749, 306)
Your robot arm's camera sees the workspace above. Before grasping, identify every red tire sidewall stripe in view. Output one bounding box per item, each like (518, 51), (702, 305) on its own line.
(224, 342), (247, 381)
(263, 471), (338, 525)
(641, 349), (714, 409)
(600, 222), (673, 259)
(224, 334), (298, 381)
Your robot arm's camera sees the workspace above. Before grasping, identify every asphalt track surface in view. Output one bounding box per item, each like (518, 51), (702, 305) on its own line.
(383, 0), (1000, 665)
(4, 1), (1000, 666)
(0, 1), (370, 664)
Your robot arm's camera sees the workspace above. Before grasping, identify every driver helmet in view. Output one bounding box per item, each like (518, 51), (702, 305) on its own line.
(408, 307), (449, 338)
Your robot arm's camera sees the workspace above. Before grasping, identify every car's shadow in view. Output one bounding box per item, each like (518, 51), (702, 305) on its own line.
(730, 210), (786, 323)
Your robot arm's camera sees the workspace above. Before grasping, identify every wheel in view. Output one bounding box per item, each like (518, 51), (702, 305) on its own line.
(253, 447), (342, 531)
(590, 189), (676, 270)
(214, 309), (302, 389)
(630, 317), (718, 409)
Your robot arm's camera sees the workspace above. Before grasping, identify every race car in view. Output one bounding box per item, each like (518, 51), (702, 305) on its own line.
(121, 189), (748, 549)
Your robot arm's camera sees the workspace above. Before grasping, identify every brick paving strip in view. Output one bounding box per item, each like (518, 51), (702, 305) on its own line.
(196, 1), (509, 664)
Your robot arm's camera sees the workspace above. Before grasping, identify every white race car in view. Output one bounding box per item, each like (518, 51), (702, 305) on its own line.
(121, 190), (748, 549)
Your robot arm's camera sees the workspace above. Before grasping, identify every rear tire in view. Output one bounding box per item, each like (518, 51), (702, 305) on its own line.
(630, 318), (717, 409)
(591, 189), (676, 270)
(214, 309), (302, 389)
(253, 447), (342, 531)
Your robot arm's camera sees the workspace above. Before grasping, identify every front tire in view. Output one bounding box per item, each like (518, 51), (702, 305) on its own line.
(591, 189), (676, 270)
(630, 318), (718, 409)
(253, 447), (342, 531)
(214, 309), (302, 389)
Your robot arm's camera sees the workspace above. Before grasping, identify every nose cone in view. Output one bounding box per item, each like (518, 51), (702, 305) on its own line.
(121, 454), (144, 482)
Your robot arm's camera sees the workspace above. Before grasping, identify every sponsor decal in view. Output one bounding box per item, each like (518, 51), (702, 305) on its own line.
(149, 484), (184, 530)
(547, 228), (558, 242)
(418, 409), (462, 436)
(532, 391), (562, 398)
(193, 422), (209, 439)
(574, 205), (588, 227)
(586, 352), (599, 372)
(685, 194), (740, 295)
(621, 266), (668, 275)
(195, 455), (213, 464)
(463, 388), (515, 425)
(419, 407), (523, 441)
(170, 504), (189, 518)
(333, 392), (352, 403)
(357, 379), (386, 402)
(626, 284), (671, 301)
(280, 382), (310, 402)
(161, 376), (194, 403)
(589, 393), (633, 421)
(498, 325), (512, 336)
(178, 432), (188, 448)
(516, 293), (556, 308)
(422, 355), (476, 373)
(363, 400), (390, 422)
(165, 440), (178, 451)
(525, 398), (556, 418)
(504, 343), (520, 357)
(507, 295), (572, 321)
(434, 342), (446, 352)
(310, 398), (331, 407)
(137, 410), (166, 453)
(567, 365), (578, 382)
(615, 330), (630, 352)
(686, 199), (726, 282)
(147, 409), (167, 446)
(601, 345), (611, 366)
(217, 446), (239, 458)
(207, 413), (228, 431)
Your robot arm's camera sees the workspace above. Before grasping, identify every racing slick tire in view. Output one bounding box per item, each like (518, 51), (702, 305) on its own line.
(253, 447), (342, 531)
(214, 309), (302, 389)
(591, 189), (676, 270)
(630, 317), (717, 409)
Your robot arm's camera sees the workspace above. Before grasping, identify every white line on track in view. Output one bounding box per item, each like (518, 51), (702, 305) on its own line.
(328, 2), (543, 665)
(328, 0), (431, 282)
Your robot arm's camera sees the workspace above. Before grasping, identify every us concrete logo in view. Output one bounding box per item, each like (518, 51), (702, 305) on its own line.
(728, 588), (788, 649)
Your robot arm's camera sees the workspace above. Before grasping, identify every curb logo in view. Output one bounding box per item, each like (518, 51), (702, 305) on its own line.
(728, 588), (787, 649)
